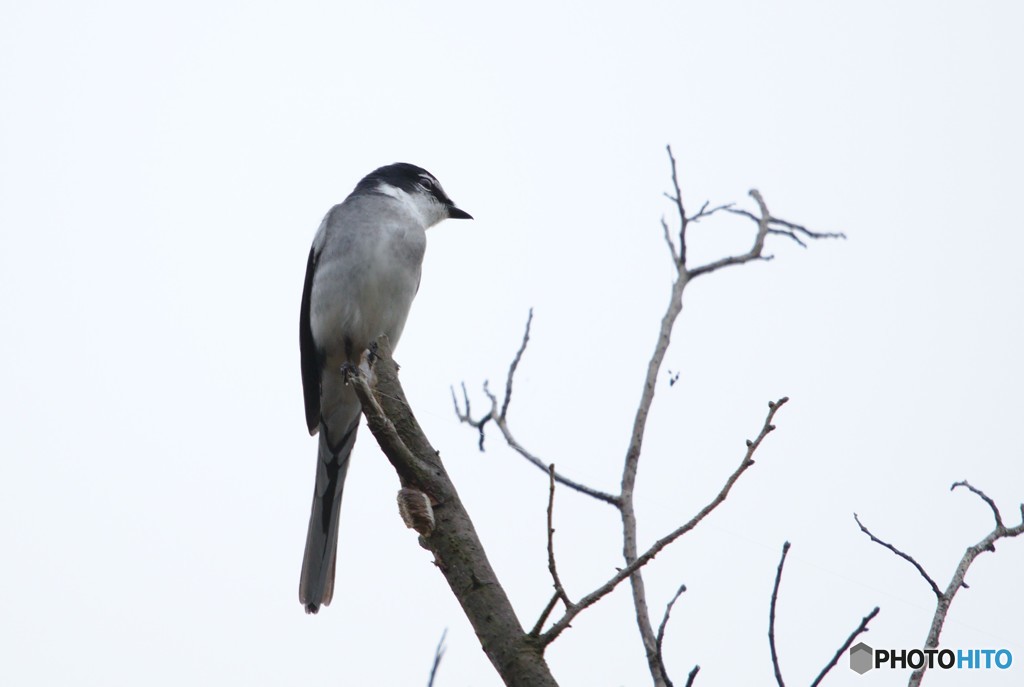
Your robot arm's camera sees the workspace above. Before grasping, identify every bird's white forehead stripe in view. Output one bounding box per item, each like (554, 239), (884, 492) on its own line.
(374, 181), (444, 226)
(375, 182), (403, 199)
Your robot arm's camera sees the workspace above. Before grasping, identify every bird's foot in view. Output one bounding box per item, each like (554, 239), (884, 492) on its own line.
(339, 361), (358, 384)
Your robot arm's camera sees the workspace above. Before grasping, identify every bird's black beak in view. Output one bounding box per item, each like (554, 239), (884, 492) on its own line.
(447, 205), (473, 220)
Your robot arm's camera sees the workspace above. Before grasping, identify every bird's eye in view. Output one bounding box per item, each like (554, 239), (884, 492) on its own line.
(419, 176), (437, 191)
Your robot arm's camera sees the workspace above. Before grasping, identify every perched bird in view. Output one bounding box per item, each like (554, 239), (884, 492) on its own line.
(298, 163), (472, 614)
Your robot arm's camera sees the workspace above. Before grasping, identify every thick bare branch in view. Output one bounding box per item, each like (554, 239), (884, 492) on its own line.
(618, 146), (699, 683)
(768, 541), (791, 687)
(907, 483), (1024, 687)
(350, 338), (558, 687)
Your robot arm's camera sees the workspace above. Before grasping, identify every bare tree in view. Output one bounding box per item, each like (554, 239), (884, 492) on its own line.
(450, 146), (844, 684)
(340, 147), (984, 685)
(854, 482), (1024, 686)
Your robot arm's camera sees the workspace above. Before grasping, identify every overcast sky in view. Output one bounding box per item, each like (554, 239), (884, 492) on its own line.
(2, 2), (1023, 686)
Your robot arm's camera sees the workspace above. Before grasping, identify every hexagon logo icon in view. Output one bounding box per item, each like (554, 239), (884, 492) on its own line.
(850, 642), (874, 674)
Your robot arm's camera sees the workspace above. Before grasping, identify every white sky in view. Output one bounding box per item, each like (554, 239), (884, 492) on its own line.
(2, 1), (1023, 686)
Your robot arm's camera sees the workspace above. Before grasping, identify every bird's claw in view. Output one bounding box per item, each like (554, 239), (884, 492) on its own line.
(339, 361), (358, 383)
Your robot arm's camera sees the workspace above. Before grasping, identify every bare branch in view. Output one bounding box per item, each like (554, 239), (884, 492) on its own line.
(769, 216), (846, 242)
(689, 201), (734, 224)
(529, 592), (561, 638)
(809, 607), (880, 687)
(426, 628), (447, 687)
(655, 583), (687, 687)
(540, 397), (789, 647)
(768, 541), (791, 687)
(619, 149), (697, 682)
(665, 144), (688, 265)
(661, 216), (679, 264)
(689, 191), (772, 278)
(546, 464), (571, 608)
(454, 312), (620, 506)
(684, 665), (700, 687)
(907, 484), (1024, 687)
(492, 411), (620, 505)
(451, 382), (490, 451)
(951, 480), (1003, 529)
(501, 308), (533, 420)
(854, 513), (941, 598)
(351, 338), (558, 686)
(692, 189), (842, 278)
(766, 228), (808, 248)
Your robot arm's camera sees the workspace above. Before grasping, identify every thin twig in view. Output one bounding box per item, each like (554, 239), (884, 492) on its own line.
(655, 583), (687, 687)
(529, 592), (561, 637)
(501, 308), (533, 420)
(854, 513), (942, 598)
(688, 201), (734, 224)
(768, 541), (791, 687)
(952, 480), (1003, 529)
(665, 144), (688, 265)
(426, 628), (447, 687)
(661, 216), (679, 264)
(769, 216), (846, 241)
(539, 398), (789, 647)
(684, 665), (700, 687)
(809, 607), (880, 687)
(546, 464), (571, 607)
(451, 382), (491, 451)
(453, 312), (620, 506)
(493, 407), (620, 505)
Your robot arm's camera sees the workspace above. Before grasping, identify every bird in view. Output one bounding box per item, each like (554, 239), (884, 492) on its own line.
(298, 162), (472, 614)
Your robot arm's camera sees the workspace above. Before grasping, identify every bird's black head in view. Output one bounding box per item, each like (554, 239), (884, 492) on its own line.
(354, 162), (472, 221)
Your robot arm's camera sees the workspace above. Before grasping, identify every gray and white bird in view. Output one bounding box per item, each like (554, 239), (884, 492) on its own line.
(298, 163), (471, 614)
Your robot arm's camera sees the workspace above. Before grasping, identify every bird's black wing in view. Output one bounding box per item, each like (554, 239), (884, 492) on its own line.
(299, 244), (321, 434)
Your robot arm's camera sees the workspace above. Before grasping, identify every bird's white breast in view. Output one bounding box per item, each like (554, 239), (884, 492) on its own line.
(309, 195), (427, 365)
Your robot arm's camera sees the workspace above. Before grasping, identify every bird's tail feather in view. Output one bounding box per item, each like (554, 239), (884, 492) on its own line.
(299, 416), (358, 614)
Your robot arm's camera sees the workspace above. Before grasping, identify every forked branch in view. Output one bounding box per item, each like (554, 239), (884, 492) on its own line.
(856, 481), (1024, 687)
(768, 541), (880, 687)
(537, 398), (789, 647)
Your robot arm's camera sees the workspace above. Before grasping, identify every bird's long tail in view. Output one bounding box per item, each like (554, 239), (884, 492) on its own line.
(299, 413), (358, 614)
